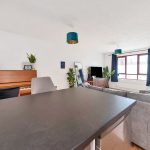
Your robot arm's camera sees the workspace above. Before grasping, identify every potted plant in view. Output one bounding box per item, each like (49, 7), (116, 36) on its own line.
(102, 66), (115, 88)
(87, 67), (92, 81)
(67, 68), (76, 88)
(27, 53), (36, 69)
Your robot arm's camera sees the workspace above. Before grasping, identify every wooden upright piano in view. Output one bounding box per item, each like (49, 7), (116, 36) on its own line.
(0, 70), (37, 96)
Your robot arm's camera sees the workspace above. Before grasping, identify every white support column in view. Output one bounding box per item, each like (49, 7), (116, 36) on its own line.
(89, 139), (95, 150)
(89, 138), (101, 150)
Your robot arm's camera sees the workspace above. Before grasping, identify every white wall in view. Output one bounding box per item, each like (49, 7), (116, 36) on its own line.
(0, 30), (104, 89)
(104, 54), (149, 92)
(1, 0), (150, 91)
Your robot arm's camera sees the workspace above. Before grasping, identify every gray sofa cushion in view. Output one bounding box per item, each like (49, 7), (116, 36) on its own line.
(103, 88), (127, 97)
(139, 90), (150, 94)
(130, 100), (150, 149)
(127, 92), (150, 103)
(87, 85), (103, 91)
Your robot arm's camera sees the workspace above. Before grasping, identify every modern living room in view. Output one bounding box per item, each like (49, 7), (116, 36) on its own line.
(0, 0), (149, 150)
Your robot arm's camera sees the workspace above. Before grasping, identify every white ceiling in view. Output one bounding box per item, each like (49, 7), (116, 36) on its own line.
(0, 0), (150, 52)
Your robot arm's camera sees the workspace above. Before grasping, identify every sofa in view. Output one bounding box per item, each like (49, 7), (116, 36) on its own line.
(86, 84), (150, 150)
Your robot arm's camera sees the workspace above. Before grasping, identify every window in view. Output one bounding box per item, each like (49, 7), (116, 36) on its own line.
(118, 57), (126, 79)
(118, 54), (148, 80)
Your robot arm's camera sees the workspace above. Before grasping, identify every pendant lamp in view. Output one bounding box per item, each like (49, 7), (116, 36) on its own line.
(67, 32), (78, 44)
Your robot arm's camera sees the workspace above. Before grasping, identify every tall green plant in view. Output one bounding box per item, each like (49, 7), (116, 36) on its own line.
(102, 66), (115, 80)
(27, 53), (36, 63)
(67, 68), (76, 88)
(87, 67), (91, 75)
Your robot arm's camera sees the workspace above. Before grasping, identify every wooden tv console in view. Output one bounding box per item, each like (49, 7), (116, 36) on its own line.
(0, 70), (37, 96)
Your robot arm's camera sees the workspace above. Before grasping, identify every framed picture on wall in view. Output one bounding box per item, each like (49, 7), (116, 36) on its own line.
(23, 65), (32, 70)
(60, 61), (65, 69)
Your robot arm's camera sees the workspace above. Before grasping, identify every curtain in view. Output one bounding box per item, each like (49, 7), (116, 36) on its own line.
(146, 49), (150, 86)
(111, 54), (118, 82)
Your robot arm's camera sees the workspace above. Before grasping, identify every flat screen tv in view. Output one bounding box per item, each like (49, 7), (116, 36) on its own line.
(91, 67), (103, 78)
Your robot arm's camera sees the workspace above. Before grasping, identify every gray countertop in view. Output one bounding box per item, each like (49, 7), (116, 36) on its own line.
(0, 87), (136, 150)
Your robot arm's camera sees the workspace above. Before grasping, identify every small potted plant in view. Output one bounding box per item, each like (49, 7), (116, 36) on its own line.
(27, 53), (36, 69)
(67, 68), (76, 88)
(102, 66), (115, 88)
(87, 67), (92, 81)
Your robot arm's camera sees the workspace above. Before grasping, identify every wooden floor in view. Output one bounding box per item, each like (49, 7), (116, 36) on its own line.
(101, 131), (143, 150)
(84, 118), (143, 150)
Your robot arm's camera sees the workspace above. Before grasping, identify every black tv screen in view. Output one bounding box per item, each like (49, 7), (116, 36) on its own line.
(91, 67), (102, 78)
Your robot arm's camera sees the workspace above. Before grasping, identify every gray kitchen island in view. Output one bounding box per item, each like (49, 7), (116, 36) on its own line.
(0, 87), (136, 150)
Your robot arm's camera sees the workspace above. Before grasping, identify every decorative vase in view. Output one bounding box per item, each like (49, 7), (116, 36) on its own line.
(69, 85), (74, 88)
(30, 63), (35, 70)
(105, 78), (109, 88)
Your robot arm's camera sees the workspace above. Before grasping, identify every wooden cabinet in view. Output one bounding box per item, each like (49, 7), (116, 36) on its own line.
(0, 70), (37, 96)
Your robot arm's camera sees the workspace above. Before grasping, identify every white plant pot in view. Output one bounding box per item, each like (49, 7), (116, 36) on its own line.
(30, 63), (36, 70)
